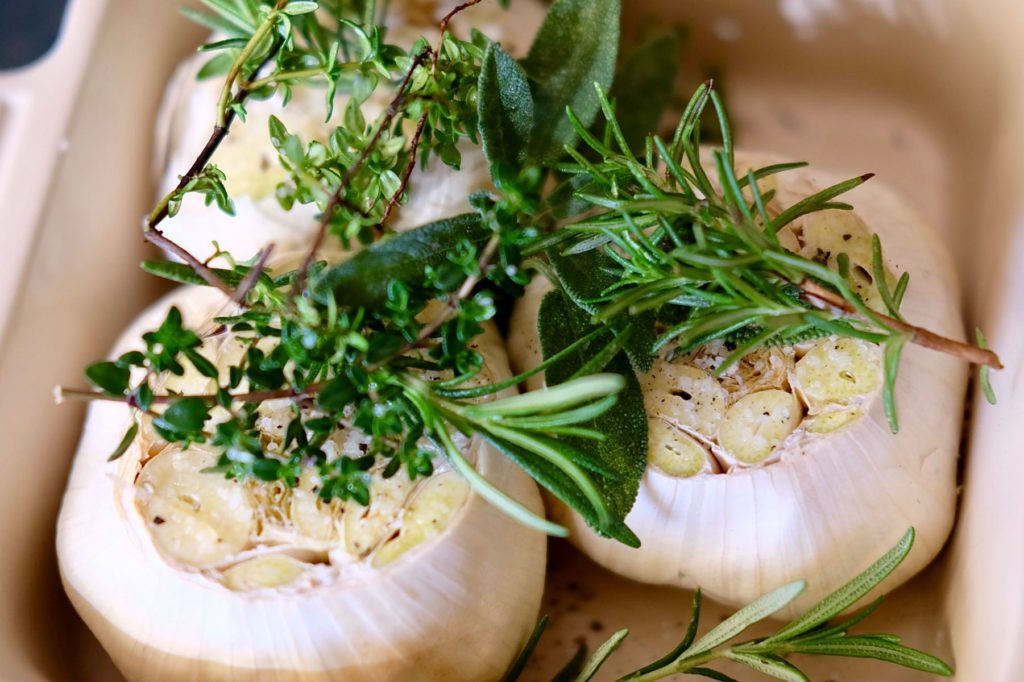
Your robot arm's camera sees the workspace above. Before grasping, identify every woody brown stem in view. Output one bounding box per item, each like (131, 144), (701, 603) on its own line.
(292, 47), (434, 297)
(798, 279), (1003, 369)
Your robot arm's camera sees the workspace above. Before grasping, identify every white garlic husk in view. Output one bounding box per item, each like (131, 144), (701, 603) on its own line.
(153, 0), (545, 266)
(57, 285), (546, 680)
(508, 151), (967, 615)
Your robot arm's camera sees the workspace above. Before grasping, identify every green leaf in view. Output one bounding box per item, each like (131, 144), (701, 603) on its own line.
(689, 669), (741, 682)
(282, 1), (318, 15)
(575, 628), (628, 681)
(765, 528), (915, 644)
(538, 288), (646, 546)
(604, 32), (679, 152)
(85, 361), (130, 395)
(685, 581), (806, 656)
(107, 422), (139, 462)
(976, 328), (997, 405)
(787, 637), (953, 676)
(312, 213), (489, 307)
(141, 260), (243, 287)
(318, 375), (358, 412)
(153, 398), (211, 440)
(185, 349), (220, 379)
(624, 589), (702, 679)
(478, 42), (534, 175)
(548, 247), (656, 372)
(522, 0), (620, 162)
(551, 644), (589, 682)
(724, 652), (808, 682)
(501, 615), (548, 682)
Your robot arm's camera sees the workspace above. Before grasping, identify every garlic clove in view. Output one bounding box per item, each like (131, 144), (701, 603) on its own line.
(57, 285), (547, 680)
(717, 389), (803, 466)
(791, 337), (882, 412)
(508, 150), (967, 616)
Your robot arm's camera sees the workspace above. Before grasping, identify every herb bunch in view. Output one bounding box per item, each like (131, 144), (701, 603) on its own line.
(528, 81), (1001, 433)
(61, 0), (1001, 550)
(504, 529), (953, 681)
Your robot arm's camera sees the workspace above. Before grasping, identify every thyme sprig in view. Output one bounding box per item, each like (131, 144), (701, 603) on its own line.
(61, 0), (644, 540)
(505, 529), (953, 681)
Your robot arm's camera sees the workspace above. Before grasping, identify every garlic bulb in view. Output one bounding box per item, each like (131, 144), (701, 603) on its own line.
(508, 151), (968, 614)
(153, 0), (544, 265)
(57, 285), (546, 680)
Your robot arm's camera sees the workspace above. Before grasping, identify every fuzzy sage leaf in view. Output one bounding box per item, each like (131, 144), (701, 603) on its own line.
(538, 288), (646, 546)
(478, 41), (534, 176)
(522, 0), (620, 162)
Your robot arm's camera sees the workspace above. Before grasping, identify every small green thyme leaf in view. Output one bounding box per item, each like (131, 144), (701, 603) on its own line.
(107, 422), (139, 462)
(85, 361), (130, 396)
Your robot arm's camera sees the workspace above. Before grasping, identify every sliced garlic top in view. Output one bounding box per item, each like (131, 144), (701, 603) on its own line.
(508, 150), (967, 615)
(57, 286), (547, 680)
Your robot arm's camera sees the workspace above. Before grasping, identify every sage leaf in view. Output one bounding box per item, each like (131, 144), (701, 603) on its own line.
(538, 288), (646, 546)
(478, 42), (534, 176)
(604, 32), (680, 153)
(522, 0), (620, 162)
(312, 213), (489, 307)
(548, 246), (656, 372)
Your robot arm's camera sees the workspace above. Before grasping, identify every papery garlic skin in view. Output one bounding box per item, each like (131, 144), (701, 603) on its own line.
(153, 0), (545, 266)
(508, 152), (967, 615)
(57, 286), (546, 681)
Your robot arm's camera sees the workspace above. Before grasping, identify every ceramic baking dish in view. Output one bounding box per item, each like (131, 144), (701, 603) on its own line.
(0, 0), (1021, 679)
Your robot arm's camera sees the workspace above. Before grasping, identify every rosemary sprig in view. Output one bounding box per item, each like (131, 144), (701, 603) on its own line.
(545, 80), (1001, 432)
(505, 529), (953, 681)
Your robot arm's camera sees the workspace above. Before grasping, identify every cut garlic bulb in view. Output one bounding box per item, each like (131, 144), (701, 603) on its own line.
(508, 151), (967, 615)
(57, 285), (546, 680)
(153, 0), (544, 265)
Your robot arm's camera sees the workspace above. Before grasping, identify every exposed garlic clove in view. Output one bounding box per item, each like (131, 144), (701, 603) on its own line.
(57, 285), (547, 681)
(805, 407), (864, 434)
(717, 389), (802, 466)
(648, 419), (718, 478)
(640, 362), (729, 439)
(373, 472), (471, 567)
(223, 554), (307, 592)
(136, 446), (255, 567)
(792, 337), (882, 412)
(508, 150), (967, 616)
(344, 470), (416, 558)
